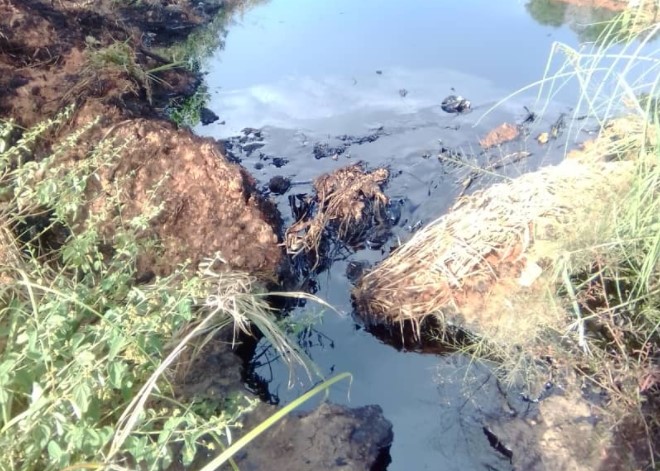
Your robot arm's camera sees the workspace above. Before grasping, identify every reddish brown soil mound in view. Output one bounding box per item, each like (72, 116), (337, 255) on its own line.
(72, 106), (284, 278)
(1, 0), (286, 279)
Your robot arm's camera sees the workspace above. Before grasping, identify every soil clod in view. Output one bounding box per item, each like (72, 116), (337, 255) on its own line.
(479, 122), (520, 149)
(268, 175), (292, 195)
(200, 107), (220, 125)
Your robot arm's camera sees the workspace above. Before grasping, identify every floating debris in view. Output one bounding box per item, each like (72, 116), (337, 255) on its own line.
(268, 176), (291, 195)
(346, 260), (371, 283)
(479, 123), (520, 149)
(441, 95), (471, 114)
(284, 163), (390, 266)
(537, 132), (550, 145)
(313, 142), (347, 160)
(200, 107), (219, 125)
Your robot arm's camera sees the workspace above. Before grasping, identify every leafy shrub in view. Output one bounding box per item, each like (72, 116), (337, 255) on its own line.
(0, 112), (297, 470)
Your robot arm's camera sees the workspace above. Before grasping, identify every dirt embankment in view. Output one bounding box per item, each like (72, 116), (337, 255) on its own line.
(352, 116), (659, 469)
(1, 3), (395, 470)
(0, 0), (285, 278)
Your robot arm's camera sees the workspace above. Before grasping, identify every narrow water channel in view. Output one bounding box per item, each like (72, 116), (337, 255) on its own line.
(195, 1), (623, 469)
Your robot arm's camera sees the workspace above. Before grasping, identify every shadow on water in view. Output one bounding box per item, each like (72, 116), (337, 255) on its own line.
(194, 0), (650, 469)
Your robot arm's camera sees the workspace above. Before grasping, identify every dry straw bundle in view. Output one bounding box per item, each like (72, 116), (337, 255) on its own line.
(353, 156), (636, 336)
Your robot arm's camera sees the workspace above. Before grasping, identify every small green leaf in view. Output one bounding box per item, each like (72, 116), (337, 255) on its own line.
(72, 382), (92, 416)
(47, 440), (64, 462)
(160, 448), (174, 469)
(32, 424), (52, 449)
(182, 438), (197, 466)
(107, 333), (127, 360)
(108, 361), (127, 389)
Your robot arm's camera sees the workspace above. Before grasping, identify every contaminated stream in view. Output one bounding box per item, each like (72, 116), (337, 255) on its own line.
(194, 1), (627, 469)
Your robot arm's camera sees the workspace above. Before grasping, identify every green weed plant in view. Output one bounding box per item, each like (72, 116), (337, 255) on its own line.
(0, 111), (310, 470)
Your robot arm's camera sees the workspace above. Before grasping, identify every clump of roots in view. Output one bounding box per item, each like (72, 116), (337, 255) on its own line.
(284, 162), (389, 267)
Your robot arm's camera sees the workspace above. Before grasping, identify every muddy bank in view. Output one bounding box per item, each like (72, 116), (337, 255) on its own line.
(526, 0), (659, 41)
(233, 402), (393, 471)
(0, 0), (285, 277)
(176, 335), (393, 471)
(554, 0), (628, 10)
(351, 117), (659, 469)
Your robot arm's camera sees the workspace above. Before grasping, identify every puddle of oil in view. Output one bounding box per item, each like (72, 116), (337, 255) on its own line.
(194, 1), (648, 469)
(218, 125), (533, 470)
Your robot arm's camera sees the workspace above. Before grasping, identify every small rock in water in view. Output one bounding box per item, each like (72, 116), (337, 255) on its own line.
(268, 176), (291, 195)
(242, 142), (265, 155)
(271, 157), (289, 168)
(346, 260), (370, 283)
(441, 95), (471, 114)
(200, 107), (219, 125)
(376, 70), (383, 75)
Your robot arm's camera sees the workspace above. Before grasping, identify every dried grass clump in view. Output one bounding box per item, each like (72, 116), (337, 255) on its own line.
(568, 116), (657, 163)
(0, 219), (23, 285)
(353, 156), (636, 339)
(285, 163), (389, 258)
(620, 0), (660, 38)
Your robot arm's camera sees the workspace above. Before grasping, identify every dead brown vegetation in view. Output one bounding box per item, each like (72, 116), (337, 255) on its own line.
(0, 0), (210, 127)
(285, 163), (389, 264)
(353, 116), (654, 337)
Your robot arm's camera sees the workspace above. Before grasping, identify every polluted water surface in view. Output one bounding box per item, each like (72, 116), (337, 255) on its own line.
(194, 0), (638, 469)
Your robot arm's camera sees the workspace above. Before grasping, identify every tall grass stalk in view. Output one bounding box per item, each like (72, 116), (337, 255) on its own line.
(529, 4), (659, 464)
